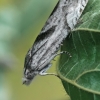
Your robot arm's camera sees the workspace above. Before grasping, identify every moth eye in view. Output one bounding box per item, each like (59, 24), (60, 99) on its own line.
(28, 69), (33, 74)
(28, 74), (31, 77)
(27, 73), (33, 79)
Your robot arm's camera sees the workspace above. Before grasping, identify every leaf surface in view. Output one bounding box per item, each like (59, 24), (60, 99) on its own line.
(57, 0), (100, 100)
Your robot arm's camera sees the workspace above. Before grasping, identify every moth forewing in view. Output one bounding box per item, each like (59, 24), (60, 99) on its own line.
(23, 0), (88, 85)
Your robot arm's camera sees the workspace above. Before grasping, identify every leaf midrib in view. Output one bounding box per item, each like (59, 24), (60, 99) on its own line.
(73, 28), (100, 33)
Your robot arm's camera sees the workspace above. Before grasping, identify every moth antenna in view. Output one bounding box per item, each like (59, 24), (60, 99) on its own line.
(62, 51), (72, 57)
(56, 51), (72, 57)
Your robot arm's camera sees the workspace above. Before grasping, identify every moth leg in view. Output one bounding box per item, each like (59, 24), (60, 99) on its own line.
(39, 64), (59, 78)
(56, 51), (72, 57)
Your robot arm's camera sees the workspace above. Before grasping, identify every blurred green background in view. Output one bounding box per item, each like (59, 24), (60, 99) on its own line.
(0, 0), (69, 100)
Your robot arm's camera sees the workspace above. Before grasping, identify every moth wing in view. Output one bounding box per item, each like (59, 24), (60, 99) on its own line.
(65, 0), (88, 30)
(30, 0), (60, 55)
(31, 25), (56, 54)
(24, 48), (32, 68)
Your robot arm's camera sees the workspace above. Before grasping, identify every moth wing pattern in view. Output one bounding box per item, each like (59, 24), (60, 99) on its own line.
(31, 1), (60, 55)
(23, 0), (89, 86)
(64, 0), (88, 30)
(24, 0), (89, 74)
(24, 1), (60, 70)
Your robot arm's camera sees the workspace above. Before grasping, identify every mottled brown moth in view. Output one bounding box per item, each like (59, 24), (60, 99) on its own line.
(23, 0), (88, 85)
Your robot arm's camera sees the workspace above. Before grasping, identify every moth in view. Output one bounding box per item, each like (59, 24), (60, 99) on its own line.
(23, 0), (88, 85)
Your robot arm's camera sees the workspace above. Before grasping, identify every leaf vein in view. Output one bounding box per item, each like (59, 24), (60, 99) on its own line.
(78, 32), (88, 56)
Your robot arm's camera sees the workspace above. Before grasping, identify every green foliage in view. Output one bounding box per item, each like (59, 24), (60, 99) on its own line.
(57, 0), (100, 100)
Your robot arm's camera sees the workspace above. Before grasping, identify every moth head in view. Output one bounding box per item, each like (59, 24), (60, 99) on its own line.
(22, 68), (38, 85)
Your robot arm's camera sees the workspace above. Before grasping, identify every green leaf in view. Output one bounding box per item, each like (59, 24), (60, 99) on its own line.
(57, 0), (100, 100)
